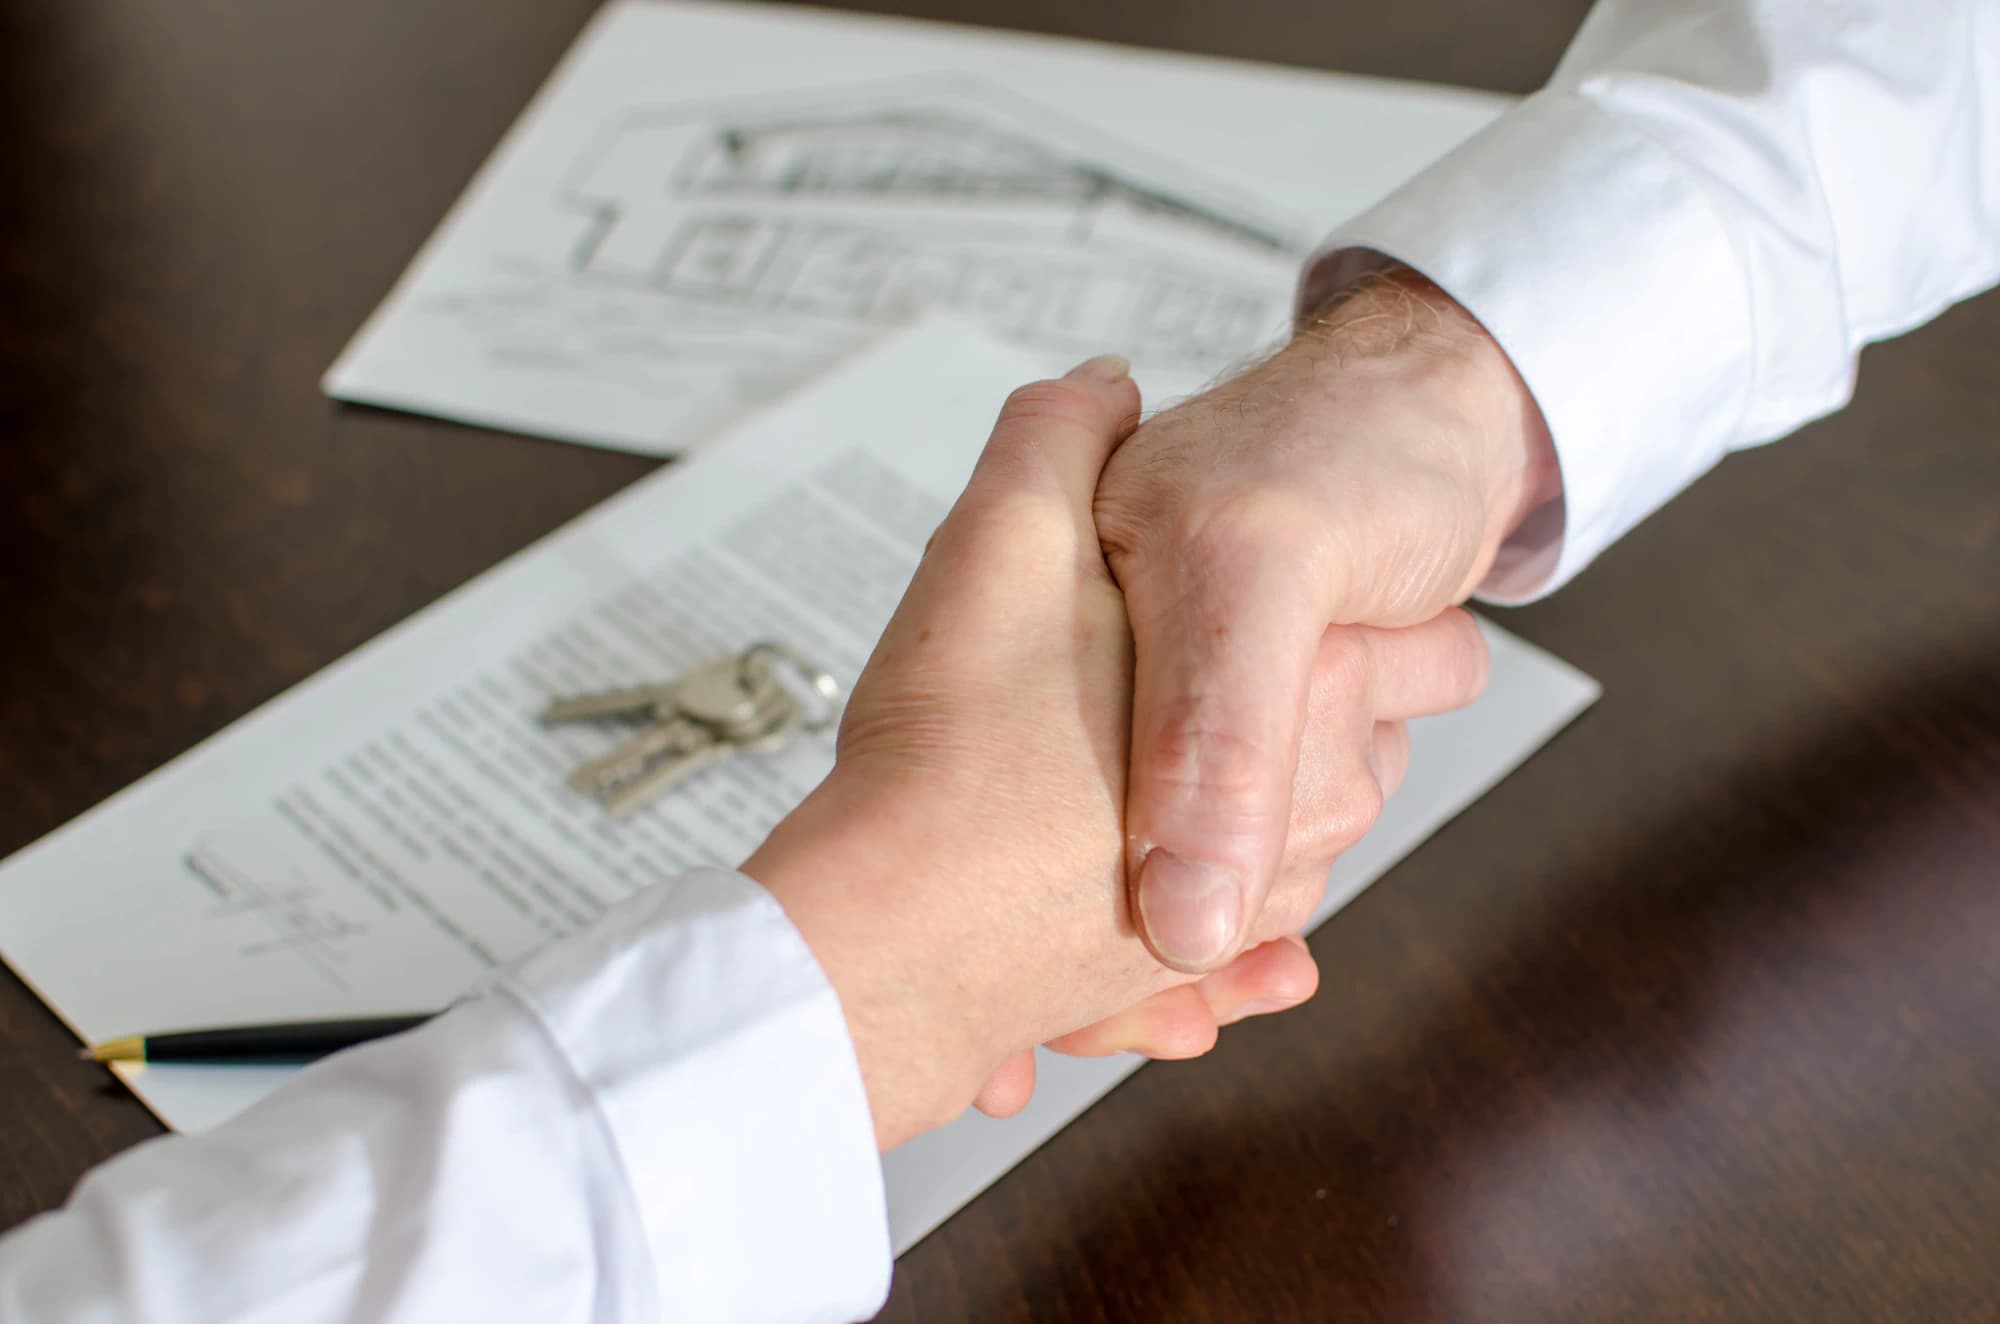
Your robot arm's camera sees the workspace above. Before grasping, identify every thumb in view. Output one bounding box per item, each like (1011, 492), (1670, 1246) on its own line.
(958, 355), (1140, 523)
(1122, 539), (1326, 973)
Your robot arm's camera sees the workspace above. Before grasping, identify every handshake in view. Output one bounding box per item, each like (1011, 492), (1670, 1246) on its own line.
(743, 267), (1559, 1150)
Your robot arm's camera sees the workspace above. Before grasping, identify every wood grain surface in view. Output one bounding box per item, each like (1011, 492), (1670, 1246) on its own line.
(3, 3), (1996, 1320)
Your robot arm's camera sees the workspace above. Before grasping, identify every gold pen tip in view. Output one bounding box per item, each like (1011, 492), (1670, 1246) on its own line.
(82, 1036), (144, 1064)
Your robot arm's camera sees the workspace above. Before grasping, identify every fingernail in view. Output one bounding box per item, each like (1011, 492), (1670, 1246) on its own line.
(1136, 849), (1241, 970)
(1220, 996), (1302, 1027)
(1065, 354), (1131, 382)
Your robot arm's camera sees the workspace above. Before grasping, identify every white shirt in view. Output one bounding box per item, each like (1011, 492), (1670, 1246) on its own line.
(0, 870), (890, 1323)
(1307, 0), (2000, 601)
(5, 3), (1995, 1321)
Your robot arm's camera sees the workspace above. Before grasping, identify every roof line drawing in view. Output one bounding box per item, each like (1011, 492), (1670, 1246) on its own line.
(545, 76), (1305, 367)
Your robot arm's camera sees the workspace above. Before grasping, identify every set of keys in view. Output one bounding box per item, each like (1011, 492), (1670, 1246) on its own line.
(540, 642), (841, 818)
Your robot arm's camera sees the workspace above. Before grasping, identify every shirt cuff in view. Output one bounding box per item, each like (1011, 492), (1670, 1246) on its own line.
(499, 867), (891, 1324)
(1300, 91), (1756, 601)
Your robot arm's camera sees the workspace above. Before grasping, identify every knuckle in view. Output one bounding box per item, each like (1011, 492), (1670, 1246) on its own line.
(1373, 722), (1412, 798)
(1279, 808), (1341, 879)
(1265, 875), (1324, 938)
(1375, 718), (1412, 766)
(1143, 713), (1288, 834)
(1152, 1000), (1224, 1064)
(1321, 773), (1385, 853)
(1149, 1008), (1221, 1060)
(1398, 609), (1489, 712)
(1314, 629), (1373, 700)
(974, 379), (1113, 494)
(999, 379), (1100, 430)
(1448, 610), (1492, 702)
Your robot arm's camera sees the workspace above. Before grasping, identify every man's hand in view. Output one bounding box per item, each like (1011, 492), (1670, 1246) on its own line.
(742, 354), (1504, 1146)
(1095, 266), (1560, 972)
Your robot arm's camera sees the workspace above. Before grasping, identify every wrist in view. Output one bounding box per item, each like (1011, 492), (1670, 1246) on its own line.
(1293, 263), (1559, 581)
(741, 777), (997, 1151)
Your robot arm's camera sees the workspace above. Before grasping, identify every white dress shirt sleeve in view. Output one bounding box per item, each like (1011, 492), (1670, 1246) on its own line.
(0, 868), (891, 1324)
(1303, 0), (2000, 600)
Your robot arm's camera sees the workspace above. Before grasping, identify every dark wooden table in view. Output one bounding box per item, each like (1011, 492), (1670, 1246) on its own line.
(4, 2), (1997, 1320)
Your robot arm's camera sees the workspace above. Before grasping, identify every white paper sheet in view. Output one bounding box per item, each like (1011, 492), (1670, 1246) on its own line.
(1, 319), (1596, 1254)
(325, 0), (1510, 455)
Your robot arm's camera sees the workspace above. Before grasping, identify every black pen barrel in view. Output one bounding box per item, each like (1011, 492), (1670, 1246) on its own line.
(144, 1015), (431, 1064)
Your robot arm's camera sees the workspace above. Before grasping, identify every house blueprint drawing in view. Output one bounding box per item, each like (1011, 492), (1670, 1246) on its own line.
(564, 90), (1300, 367)
(324, 0), (1508, 456)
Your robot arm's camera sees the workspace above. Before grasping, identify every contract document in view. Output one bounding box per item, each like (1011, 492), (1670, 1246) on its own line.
(326, 0), (1509, 455)
(0, 321), (1597, 1252)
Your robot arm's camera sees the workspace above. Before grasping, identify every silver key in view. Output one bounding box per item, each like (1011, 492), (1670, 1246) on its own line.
(673, 653), (780, 731)
(565, 713), (712, 793)
(541, 650), (786, 729)
(543, 643), (841, 817)
(598, 730), (732, 819)
(540, 683), (686, 725)
(563, 655), (778, 792)
(601, 688), (801, 819)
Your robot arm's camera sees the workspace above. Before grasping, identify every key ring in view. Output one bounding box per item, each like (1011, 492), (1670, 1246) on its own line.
(741, 641), (842, 732)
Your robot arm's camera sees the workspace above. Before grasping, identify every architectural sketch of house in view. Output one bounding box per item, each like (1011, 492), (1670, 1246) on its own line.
(558, 84), (1307, 369)
(324, 1), (1503, 456)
